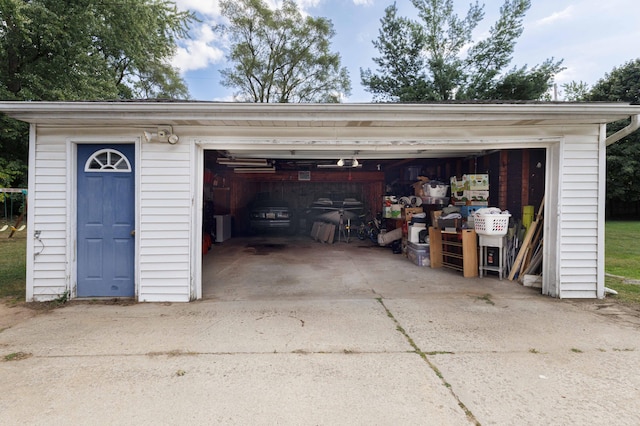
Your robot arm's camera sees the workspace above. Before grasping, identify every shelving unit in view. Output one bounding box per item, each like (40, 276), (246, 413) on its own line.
(429, 227), (478, 278)
(478, 234), (507, 280)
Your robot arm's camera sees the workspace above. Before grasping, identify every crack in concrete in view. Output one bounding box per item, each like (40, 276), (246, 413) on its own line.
(375, 297), (480, 426)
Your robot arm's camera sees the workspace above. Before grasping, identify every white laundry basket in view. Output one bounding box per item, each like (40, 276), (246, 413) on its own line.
(474, 213), (510, 236)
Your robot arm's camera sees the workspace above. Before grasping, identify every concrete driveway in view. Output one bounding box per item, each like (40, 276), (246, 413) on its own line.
(2, 236), (640, 425)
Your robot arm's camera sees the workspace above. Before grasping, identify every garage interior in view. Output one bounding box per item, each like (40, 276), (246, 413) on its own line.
(201, 146), (546, 296)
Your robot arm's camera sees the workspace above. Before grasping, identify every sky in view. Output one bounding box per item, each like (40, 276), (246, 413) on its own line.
(171, 0), (640, 102)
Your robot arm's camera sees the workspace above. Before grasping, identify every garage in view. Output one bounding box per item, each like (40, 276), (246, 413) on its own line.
(200, 146), (545, 294)
(2, 101), (639, 302)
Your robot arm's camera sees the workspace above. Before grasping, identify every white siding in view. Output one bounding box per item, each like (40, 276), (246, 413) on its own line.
(558, 130), (601, 298)
(138, 142), (193, 302)
(29, 138), (69, 301)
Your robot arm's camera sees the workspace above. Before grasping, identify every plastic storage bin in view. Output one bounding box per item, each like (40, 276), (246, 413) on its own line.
(407, 242), (430, 266)
(474, 213), (510, 236)
(423, 183), (449, 197)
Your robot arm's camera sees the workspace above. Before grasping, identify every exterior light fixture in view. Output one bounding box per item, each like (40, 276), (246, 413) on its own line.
(142, 126), (179, 144)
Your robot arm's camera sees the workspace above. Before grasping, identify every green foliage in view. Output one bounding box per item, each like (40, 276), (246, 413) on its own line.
(561, 81), (590, 102)
(361, 0), (563, 102)
(0, 0), (194, 101)
(588, 59), (640, 206)
(218, 0), (351, 103)
(488, 59), (564, 100)
(360, 3), (431, 102)
(0, 158), (27, 190)
(0, 231), (26, 300)
(589, 59), (640, 104)
(0, 0), (195, 187)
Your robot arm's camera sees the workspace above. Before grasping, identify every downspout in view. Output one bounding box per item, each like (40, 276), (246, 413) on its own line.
(605, 114), (640, 146)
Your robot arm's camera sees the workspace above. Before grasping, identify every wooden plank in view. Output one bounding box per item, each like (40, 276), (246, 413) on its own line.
(461, 229), (478, 278)
(508, 219), (537, 280)
(311, 222), (322, 241)
(429, 227), (443, 268)
(508, 196), (544, 280)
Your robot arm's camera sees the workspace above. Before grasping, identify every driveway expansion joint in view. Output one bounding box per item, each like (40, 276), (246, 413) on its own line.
(375, 297), (480, 426)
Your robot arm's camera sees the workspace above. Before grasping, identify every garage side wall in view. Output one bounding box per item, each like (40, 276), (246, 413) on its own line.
(138, 140), (193, 302)
(27, 128), (69, 301)
(558, 126), (602, 298)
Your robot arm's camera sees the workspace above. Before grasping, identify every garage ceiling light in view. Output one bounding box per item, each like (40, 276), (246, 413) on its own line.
(317, 162), (362, 168)
(217, 158), (270, 167)
(232, 167), (276, 173)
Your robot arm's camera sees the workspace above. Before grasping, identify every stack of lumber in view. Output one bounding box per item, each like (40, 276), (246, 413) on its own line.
(508, 197), (544, 282)
(310, 221), (336, 244)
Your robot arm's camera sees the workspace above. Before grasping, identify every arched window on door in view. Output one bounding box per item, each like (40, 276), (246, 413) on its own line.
(84, 148), (132, 172)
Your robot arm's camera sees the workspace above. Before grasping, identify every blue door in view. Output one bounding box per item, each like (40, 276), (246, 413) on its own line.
(77, 144), (135, 297)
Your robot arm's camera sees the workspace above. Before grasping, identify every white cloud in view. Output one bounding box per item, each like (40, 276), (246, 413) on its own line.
(297, 0), (322, 8)
(353, 0), (374, 5)
(533, 5), (575, 27)
(172, 25), (225, 73)
(174, 0), (221, 17)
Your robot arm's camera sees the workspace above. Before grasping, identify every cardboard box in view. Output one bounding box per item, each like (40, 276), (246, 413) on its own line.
(465, 190), (489, 202)
(413, 176), (430, 197)
(450, 174), (490, 200)
(402, 207), (424, 222)
(466, 174), (489, 190)
(450, 176), (466, 197)
(461, 204), (488, 217)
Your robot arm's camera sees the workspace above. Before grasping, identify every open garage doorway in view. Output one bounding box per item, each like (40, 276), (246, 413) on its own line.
(200, 147), (547, 300)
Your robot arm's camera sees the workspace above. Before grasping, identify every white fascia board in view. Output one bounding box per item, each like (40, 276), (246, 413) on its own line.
(1, 102), (640, 127)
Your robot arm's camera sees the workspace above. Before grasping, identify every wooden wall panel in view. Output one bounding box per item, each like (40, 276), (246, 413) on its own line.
(225, 171), (384, 234)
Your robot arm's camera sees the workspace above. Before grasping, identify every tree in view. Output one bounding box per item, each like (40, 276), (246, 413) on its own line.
(360, 3), (431, 102)
(361, 0), (563, 102)
(588, 59), (640, 217)
(0, 0), (194, 101)
(218, 0), (351, 103)
(0, 0), (194, 189)
(561, 81), (590, 102)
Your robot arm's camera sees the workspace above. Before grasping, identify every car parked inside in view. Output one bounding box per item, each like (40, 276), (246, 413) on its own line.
(249, 195), (296, 234)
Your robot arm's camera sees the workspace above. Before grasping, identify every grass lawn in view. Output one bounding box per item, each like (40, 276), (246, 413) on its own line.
(605, 221), (640, 280)
(1, 221), (639, 305)
(604, 221), (640, 305)
(0, 228), (26, 302)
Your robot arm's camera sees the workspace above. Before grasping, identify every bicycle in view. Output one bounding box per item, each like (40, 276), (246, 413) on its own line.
(356, 211), (382, 244)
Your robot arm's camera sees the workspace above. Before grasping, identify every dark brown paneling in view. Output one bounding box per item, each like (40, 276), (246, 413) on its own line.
(527, 148), (546, 213)
(499, 151), (509, 209)
(506, 150), (523, 218)
(521, 150), (530, 208)
(227, 171), (384, 234)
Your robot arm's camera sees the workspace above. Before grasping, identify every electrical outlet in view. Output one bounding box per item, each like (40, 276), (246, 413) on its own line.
(34, 230), (41, 238)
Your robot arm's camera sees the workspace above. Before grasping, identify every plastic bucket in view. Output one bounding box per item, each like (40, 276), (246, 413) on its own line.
(523, 205), (534, 230)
